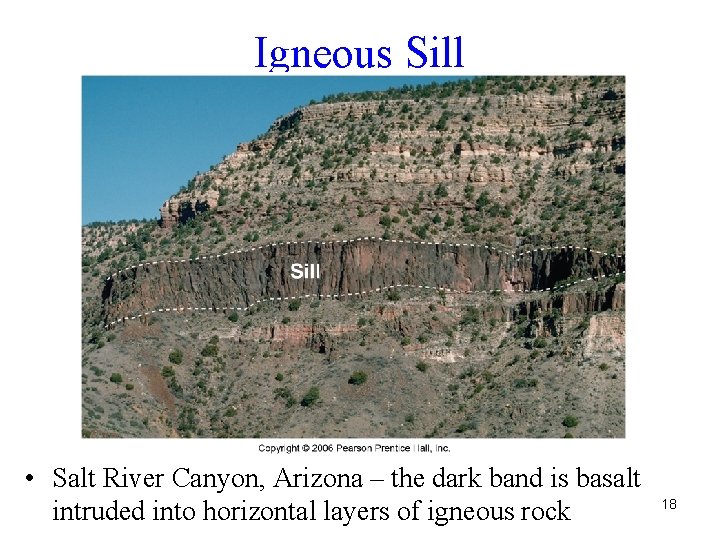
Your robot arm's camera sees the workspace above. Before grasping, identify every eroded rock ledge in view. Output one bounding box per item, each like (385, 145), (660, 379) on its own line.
(102, 239), (624, 324)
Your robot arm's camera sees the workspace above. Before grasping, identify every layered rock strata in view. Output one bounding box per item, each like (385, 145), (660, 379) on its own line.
(102, 239), (624, 324)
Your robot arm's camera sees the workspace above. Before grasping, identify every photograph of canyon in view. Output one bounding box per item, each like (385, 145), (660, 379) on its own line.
(82, 76), (625, 438)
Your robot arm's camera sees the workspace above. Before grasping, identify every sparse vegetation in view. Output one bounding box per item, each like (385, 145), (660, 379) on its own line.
(348, 371), (368, 385)
(82, 76), (624, 439)
(300, 386), (320, 407)
(274, 387), (296, 408)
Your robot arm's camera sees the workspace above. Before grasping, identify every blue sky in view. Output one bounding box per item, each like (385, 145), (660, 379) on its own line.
(82, 76), (469, 224)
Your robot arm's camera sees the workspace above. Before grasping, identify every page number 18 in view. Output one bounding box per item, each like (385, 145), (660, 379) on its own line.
(663, 499), (677, 510)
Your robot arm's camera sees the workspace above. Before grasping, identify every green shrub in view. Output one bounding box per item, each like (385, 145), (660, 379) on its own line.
(348, 371), (368, 385)
(562, 415), (579, 428)
(228, 312), (239, 323)
(300, 386), (320, 407)
(416, 361), (429, 373)
(168, 349), (183, 364)
(109, 373), (122, 384)
(460, 306), (480, 325)
(201, 344), (218, 357)
(387, 289), (401, 301)
(168, 377), (182, 396)
(275, 387), (297, 408)
(274, 386), (293, 406)
(275, 373), (284, 382)
(288, 299), (302, 311)
(89, 329), (104, 345)
(125, 384), (134, 391)
(161, 366), (175, 378)
(456, 420), (477, 433)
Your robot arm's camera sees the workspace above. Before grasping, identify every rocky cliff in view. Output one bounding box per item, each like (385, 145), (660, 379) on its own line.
(82, 77), (626, 439)
(102, 238), (624, 325)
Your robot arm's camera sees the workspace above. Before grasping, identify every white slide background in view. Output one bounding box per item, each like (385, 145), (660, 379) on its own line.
(0, 1), (718, 537)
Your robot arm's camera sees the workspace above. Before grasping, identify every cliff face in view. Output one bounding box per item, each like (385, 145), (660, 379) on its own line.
(210, 282), (625, 355)
(82, 77), (625, 439)
(102, 239), (624, 325)
(159, 198), (212, 228)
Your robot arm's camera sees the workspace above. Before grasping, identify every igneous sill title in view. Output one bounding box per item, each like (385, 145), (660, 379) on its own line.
(255, 35), (464, 73)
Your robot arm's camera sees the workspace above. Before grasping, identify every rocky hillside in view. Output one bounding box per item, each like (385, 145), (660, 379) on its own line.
(82, 76), (625, 439)
(158, 77), (624, 251)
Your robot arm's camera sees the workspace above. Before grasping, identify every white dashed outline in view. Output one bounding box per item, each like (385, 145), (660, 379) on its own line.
(104, 271), (626, 328)
(105, 237), (625, 281)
